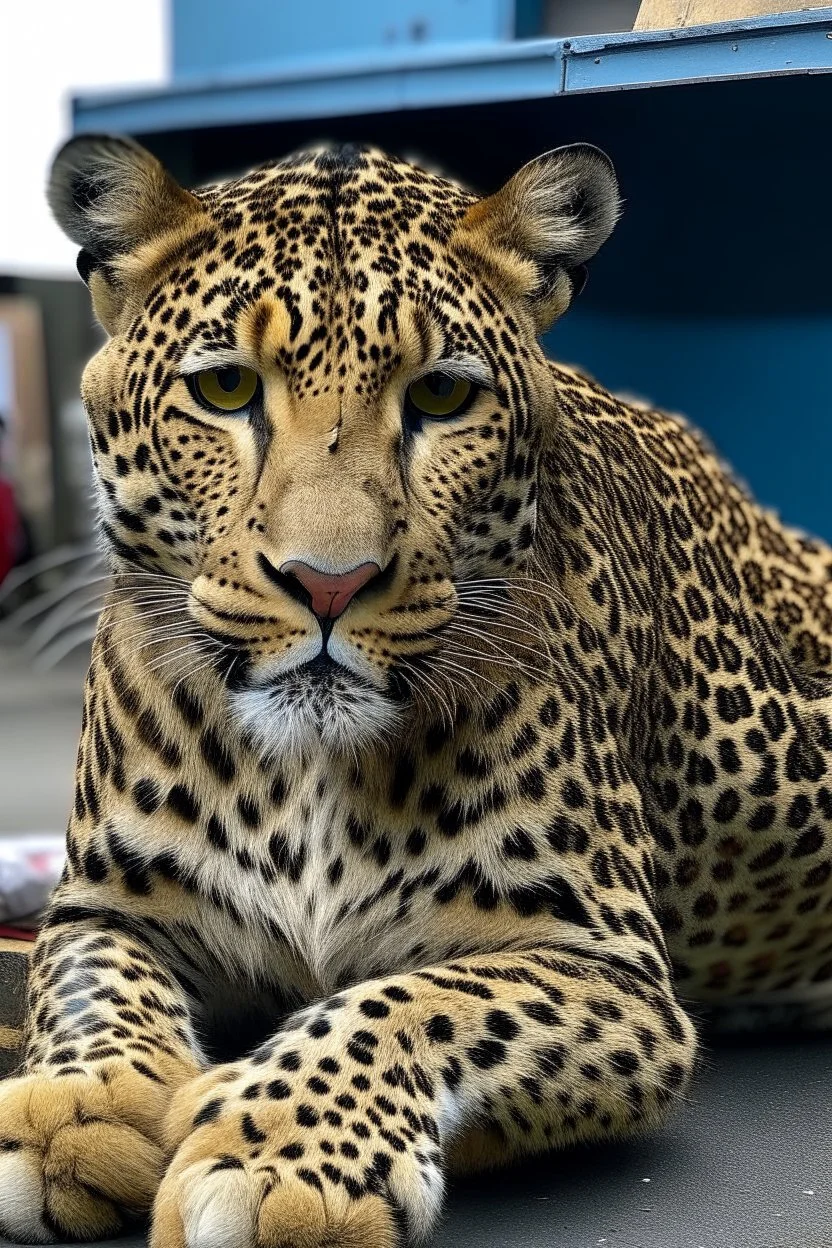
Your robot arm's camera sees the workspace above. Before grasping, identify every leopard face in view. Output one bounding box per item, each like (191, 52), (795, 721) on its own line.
(50, 137), (619, 756)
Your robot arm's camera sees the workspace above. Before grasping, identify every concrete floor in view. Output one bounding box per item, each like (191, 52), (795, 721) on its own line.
(0, 651), (85, 836)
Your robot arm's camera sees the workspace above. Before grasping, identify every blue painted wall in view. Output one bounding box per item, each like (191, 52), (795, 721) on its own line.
(547, 312), (832, 541)
(172, 0), (515, 78)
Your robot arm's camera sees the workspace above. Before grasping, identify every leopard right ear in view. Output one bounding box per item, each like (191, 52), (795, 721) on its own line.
(462, 144), (621, 331)
(48, 134), (201, 332)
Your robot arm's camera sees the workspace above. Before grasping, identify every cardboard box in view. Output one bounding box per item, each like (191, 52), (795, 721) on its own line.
(0, 296), (51, 545)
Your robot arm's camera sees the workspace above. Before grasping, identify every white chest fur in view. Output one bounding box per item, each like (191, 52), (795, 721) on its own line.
(167, 764), (426, 1001)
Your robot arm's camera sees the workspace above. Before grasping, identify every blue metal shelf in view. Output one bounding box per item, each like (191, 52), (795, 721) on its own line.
(73, 8), (832, 135)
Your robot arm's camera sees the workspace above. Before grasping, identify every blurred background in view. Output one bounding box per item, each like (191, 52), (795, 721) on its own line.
(0, 0), (830, 880)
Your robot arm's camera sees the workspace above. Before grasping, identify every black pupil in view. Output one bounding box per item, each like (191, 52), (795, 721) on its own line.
(216, 367), (241, 392)
(423, 372), (456, 399)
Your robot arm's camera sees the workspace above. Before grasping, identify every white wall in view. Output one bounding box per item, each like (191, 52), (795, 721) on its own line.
(0, 0), (168, 277)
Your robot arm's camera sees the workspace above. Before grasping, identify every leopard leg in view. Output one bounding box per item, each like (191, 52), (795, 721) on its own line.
(0, 909), (204, 1243)
(152, 946), (697, 1248)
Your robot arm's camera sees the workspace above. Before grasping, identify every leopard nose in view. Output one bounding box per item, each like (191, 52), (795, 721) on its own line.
(278, 559), (381, 620)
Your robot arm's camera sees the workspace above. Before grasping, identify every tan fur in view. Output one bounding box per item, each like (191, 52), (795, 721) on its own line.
(2, 139), (831, 1246)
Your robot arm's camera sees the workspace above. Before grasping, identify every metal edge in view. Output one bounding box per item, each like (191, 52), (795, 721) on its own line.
(76, 38), (565, 107)
(565, 4), (832, 53)
(563, 10), (832, 93)
(72, 40), (565, 134)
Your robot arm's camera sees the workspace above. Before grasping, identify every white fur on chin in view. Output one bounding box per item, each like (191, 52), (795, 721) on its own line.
(229, 666), (401, 763)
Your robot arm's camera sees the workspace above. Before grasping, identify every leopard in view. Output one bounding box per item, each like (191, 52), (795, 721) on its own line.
(1, 132), (832, 1248)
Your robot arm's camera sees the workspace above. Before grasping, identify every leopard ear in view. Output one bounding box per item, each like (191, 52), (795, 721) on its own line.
(463, 144), (621, 331)
(48, 134), (201, 332)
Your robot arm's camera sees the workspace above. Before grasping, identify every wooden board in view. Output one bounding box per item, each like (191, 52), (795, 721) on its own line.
(0, 936), (33, 1077)
(635, 1), (828, 29)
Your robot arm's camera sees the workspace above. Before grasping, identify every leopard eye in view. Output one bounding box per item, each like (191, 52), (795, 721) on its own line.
(405, 372), (474, 420)
(190, 366), (260, 413)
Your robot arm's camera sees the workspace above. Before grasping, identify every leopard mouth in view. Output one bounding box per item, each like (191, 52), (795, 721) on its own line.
(300, 652), (341, 683)
(220, 641), (354, 696)
(273, 652), (353, 699)
(264, 650), (368, 696)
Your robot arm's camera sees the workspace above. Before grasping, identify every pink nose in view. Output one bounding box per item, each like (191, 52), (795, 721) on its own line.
(279, 560), (381, 620)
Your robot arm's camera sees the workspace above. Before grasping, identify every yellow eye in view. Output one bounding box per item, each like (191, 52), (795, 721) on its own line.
(406, 372), (473, 419)
(192, 366), (259, 413)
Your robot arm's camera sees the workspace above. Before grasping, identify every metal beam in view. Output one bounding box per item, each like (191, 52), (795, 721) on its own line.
(73, 7), (832, 136)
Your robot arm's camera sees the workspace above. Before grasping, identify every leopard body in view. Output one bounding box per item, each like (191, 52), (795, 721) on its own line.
(1, 136), (831, 1247)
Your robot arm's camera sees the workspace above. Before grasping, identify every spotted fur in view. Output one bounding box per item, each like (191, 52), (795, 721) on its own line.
(1, 135), (831, 1246)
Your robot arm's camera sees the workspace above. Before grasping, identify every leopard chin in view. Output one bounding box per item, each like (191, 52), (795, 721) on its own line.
(229, 658), (402, 761)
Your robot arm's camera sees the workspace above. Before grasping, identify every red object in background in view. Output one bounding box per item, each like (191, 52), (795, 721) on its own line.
(0, 925), (37, 941)
(0, 476), (21, 584)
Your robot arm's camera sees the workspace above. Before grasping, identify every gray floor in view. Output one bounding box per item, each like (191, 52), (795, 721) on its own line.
(0, 1039), (830, 1248)
(0, 654), (84, 836)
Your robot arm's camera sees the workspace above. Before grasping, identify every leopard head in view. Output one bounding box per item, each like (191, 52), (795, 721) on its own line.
(49, 135), (619, 756)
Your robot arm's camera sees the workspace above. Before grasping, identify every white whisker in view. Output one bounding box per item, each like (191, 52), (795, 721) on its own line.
(456, 575), (562, 606)
(171, 647), (227, 696)
(455, 595), (548, 623)
(444, 620), (550, 664)
(100, 589), (187, 603)
(147, 639), (219, 673)
(134, 629), (213, 654)
(432, 653), (502, 696)
(454, 594), (550, 627)
(398, 659), (456, 732)
(441, 643), (548, 682)
(94, 617), (197, 661)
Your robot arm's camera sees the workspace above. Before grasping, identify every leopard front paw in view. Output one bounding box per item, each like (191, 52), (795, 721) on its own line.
(0, 1070), (173, 1243)
(152, 1058), (445, 1247)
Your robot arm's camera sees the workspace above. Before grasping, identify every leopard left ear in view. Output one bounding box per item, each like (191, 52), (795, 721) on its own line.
(47, 134), (202, 333)
(463, 144), (621, 331)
